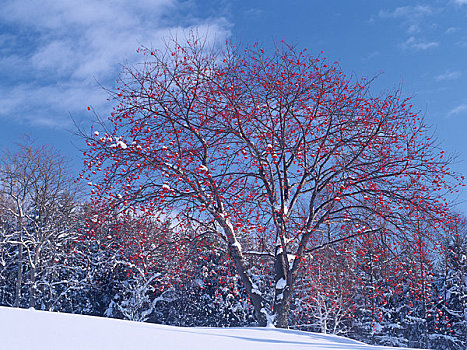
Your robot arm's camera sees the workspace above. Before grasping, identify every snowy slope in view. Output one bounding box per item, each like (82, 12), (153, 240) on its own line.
(0, 306), (412, 350)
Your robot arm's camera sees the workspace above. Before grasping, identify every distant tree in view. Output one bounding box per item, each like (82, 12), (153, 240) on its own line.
(293, 243), (357, 335)
(352, 229), (435, 348)
(82, 35), (462, 327)
(0, 137), (77, 309)
(429, 218), (467, 349)
(85, 209), (193, 321)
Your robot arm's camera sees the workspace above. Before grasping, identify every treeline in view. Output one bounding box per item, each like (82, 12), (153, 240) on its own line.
(0, 140), (466, 349)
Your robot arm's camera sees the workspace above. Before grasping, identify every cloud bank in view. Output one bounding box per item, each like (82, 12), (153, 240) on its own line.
(0, 0), (231, 127)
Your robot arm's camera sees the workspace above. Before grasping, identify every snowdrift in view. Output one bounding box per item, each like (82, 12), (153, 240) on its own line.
(0, 306), (412, 349)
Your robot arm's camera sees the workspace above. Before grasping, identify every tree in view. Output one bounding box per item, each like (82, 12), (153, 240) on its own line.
(84, 208), (194, 321)
(351, 227), (435, 348)
(429, 218), (467, 349)
(292, 243), (357, 335)
(0, 137), (78, 309)
(82, 36), (462, 327)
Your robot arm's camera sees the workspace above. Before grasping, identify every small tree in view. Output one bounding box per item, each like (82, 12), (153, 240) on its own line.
(82, 36), (461, 327)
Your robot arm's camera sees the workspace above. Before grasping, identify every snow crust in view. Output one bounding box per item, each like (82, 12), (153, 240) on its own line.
(0, 306), (414, 350)
(276, 277), (287, 289)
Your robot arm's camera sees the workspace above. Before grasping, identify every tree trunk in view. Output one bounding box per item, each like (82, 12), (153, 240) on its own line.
(28, 264), (37, 308)
(28, 267), (36, 309)
(217, 215), (268, 327)
(14, 244), (23, 307)
(28, 244), (41, 309)
(273, 246), (292, 328)
(274, 289), (292, 328)
(229, 242), (268, 327)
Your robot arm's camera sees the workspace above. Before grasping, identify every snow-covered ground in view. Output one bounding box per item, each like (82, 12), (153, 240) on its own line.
(0, 306), (412, 349)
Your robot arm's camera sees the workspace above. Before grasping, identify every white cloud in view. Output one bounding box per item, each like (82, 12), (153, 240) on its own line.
(245, 8), (264, 17)
(448, 104), (467, 116)
(0, 0), (231, 127)
(434, 70), (462, 81)
(402, 36), (439, 50)
(0, 82), (109, 128)
(378, 5), (440, 49)
(445, 27), (458, 34)
(407, 24), (420, 34)
(452, 0), (467, 4)
(378, 5), (433, 19)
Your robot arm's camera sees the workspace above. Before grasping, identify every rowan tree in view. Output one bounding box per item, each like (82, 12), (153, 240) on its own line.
(82, 36), (462, 327)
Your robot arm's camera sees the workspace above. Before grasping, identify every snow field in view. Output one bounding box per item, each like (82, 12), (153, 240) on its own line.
(0, 306), (416, 350)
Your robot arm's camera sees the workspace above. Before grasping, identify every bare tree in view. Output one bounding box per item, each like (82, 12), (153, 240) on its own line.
(0, 137), (77, 308)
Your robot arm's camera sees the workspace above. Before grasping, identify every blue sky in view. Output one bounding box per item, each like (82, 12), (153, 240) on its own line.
(1, 0), (467, 214)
